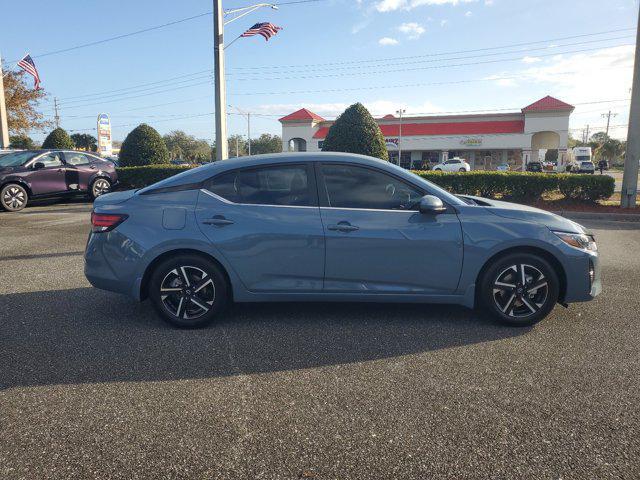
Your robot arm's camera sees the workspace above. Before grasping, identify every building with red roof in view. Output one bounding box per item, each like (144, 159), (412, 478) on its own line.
(279, 96), (574, 170)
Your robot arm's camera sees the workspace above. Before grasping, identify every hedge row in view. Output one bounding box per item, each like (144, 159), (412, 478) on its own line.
(116, 165), (193, 189)
(415, 171), (614, 202)
(116, 165), (615, 203)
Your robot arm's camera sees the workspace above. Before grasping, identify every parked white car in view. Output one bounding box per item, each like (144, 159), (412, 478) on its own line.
(496, 163), (510, 172)
(432, 157), (471, 172)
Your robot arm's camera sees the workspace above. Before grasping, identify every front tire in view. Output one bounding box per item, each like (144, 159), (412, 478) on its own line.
(148, 254), (229, 328)
(459, 167), (466, 172)
(1, 183), (28, 212)
(479, 253), (559, 327)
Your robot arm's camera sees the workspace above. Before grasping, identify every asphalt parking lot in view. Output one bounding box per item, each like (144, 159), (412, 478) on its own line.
(1, 201), (639, 480)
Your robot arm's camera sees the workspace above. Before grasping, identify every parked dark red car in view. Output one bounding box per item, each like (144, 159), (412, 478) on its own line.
(0, 150), (118, 212)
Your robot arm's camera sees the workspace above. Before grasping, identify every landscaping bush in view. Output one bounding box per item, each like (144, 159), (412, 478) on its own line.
(321, 103), (389, 161)
(42, 128), (74, 149)
(116, 164), (193, 190)
(119, 123), (170, 167)
(413, 171), (614, 203)
(557, 173), (614, 202)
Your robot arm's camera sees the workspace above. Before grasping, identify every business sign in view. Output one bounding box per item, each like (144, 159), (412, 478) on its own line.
(96, 113), (113, 157)
(460, 137), (482, 147)
(385, 138), (399, 148)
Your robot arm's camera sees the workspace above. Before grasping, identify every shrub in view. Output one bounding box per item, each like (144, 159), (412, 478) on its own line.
(321, 103), (389, 161)
(413, 171), (615, 203)
(42, 128), (74, 149)
(9, 134), (35, 149)
(119, 124), (169, 167)
(116, 164), (193, 190)
(557, 174), (614, 202)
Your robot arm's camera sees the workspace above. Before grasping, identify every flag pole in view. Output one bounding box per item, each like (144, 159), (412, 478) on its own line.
(0, 51), (10, 148)
(223, 35), (243, 50)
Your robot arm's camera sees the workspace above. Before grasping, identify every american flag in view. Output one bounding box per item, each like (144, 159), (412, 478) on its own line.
(17, 54), (41, 90)
(241, 22), (282, 41)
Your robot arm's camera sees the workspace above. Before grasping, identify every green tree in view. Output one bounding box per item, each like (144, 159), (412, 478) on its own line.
(163, 130), (211, 163)
(321, 103), (389, 161)
(590, 131), (609, 145)
(42, 128), (75, 149)
(228, 134), (247, 157)
(249, 133), (282, 155)
(544, 149), (558, 163)
(9, 134), (35, 149)
(70, 133), (97, 151)
(119, 124), (169, 166)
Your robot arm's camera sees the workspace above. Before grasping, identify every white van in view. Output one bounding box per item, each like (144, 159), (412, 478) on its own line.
(569, 147), (595, 174)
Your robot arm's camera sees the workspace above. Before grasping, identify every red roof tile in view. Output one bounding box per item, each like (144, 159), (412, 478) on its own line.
(279, 108), (325, 123)
(522, 96), (574, 112)
(381, 114), (396, 119)
(312, 120), (524, 139)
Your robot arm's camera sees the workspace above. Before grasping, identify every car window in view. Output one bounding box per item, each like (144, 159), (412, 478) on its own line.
(445, 159), (459, 164)
(37, 152), (63, 168)
(64, 152), (91, 166)
(321, 164), (423, 210)
(206, 165), (313, 206)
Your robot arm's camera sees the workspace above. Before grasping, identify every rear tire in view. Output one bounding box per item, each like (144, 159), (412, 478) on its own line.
(90, 178), (111, 200)
(479, 253), (559, 327)
(1, 183), (28, 212)
(148, 254), (229, 328)
(459, 167), (466, 172)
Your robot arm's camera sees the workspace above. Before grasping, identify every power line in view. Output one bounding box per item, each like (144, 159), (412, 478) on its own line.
(229, 43), (635, 81)
(229, 27), (637, 70)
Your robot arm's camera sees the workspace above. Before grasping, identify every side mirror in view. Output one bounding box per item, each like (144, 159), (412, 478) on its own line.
(33, 162), (45, 170)
(418, 195), (446, 215)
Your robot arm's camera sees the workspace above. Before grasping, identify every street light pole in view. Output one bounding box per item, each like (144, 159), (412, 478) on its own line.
(213, 0), (228, 161)
(396, 108), (405, 167)
(622, 5), (640, 208)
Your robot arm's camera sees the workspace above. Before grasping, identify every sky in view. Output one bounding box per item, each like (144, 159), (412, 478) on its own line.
(1, 0), (638, 143)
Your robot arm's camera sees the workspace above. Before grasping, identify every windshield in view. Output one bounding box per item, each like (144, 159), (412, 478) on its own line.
(0, 151), (39, 167)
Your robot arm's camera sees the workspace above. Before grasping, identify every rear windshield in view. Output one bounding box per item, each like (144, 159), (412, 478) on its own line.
(581, 162), (593, 166)
(575, 155), (591, 161)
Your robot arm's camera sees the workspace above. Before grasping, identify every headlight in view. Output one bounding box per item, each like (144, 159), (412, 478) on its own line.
(553, 231), (597, 252)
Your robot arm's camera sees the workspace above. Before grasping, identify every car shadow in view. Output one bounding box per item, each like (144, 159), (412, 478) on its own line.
(0, 287), (529, 390)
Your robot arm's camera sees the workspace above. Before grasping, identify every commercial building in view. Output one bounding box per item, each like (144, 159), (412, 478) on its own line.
(279, 96), (574, 171)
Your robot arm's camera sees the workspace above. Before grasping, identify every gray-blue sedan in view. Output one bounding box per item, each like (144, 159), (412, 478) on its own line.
(84, 152), (601, 328)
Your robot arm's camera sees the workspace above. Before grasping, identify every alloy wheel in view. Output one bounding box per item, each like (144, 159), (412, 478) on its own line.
(492, 263), (549, 318)
(92, 179), (111, 197)
(2, 186), (27, 210)
(160, 266), (216, 320)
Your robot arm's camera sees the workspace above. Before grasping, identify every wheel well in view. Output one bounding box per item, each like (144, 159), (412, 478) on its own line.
(140, 248), (233, 301)
(475, 246), (567, 305)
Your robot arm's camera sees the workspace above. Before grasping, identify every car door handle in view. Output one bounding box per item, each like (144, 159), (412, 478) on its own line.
(202, 216), (234, 226)
(327, 223), (359, 232)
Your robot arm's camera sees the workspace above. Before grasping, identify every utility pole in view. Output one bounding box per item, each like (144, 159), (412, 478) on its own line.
(396, 108), (405, 167)
(602, 110), (618, 137)
(621, 4), (640, 207)
(53, 97), (60, 128)
(0, 52), (10, 148)
(213, 0), (228, 161)
(585, 124), (590, 144)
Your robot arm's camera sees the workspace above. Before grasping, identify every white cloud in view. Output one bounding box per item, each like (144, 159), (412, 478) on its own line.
(378, 37), (400, 46)
(464, 10), (472, 16)
(375, 0), (478, 12)
(440, 19), (449, 27)
(484, 73), (517, 87)
(398, 22), (426, 39)
(484, 0), (494, 5)
(521, 56), (542, 64)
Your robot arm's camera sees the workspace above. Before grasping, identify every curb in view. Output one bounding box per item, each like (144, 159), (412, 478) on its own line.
(552, 211), (640, 222)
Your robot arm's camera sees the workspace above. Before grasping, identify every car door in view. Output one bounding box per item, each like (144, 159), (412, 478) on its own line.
(27, 151), (67, 195)
(196, 163), (325, 292)
(317, 162), (463, 295)
(62, 151), (96, 191)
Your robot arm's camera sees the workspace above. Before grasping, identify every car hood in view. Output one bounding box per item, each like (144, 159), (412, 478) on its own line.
(461, 195), (587, 234)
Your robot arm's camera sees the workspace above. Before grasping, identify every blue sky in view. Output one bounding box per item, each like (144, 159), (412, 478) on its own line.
(1, 0), (638, 143)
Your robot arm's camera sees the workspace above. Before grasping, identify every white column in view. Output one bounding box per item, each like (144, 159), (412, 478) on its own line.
(440, 150), (449, 163)
(557, 148), (568, 172)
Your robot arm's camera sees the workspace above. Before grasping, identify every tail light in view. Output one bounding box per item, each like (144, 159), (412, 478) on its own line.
(91, 212), (128, 233)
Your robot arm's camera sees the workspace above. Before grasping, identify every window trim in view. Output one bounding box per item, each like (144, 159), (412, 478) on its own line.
(25, 151), (64, 169)
(203, 162), (319, 208)
(62, 151), (91, 166)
